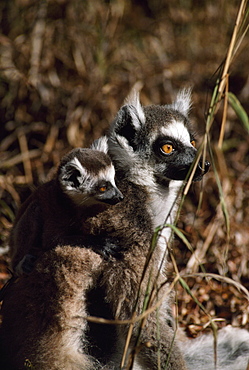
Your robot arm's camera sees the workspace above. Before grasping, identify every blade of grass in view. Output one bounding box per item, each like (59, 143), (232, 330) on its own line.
(228, 92), (249, 132)
(218, 75), (229, 149)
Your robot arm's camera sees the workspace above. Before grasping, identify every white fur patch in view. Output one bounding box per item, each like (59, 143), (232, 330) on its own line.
(98, 164), (116, 188)
(75, 164), (116, 194)
(149, 180), (183, 269)
(91, 136), (108, 154)
(160, 121), (192, 147)
(171, 88), (192, 116)
(180, 326), (249, 370)
(125, 90), (145, 126)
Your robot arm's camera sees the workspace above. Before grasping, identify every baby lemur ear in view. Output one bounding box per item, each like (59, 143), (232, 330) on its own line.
(91, 136), (108, 154)
(59, 158), (87, 190)
(170, 88), (192, 117)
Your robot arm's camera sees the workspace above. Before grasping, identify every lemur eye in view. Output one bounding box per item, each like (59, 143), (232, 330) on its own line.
(191, 140), (196, 148)
(161, 144), (174, 155)
(99, 186), (107, 192)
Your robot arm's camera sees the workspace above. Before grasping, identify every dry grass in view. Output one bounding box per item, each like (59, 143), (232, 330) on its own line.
(0, 0), (249, 343)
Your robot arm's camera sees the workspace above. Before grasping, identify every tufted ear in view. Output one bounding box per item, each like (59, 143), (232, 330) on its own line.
(107, 90), (146, 171)
(171, 88), (192, 117)
(91, 136), (108, 154)
(124, 88), (145, 123)
(110, 90), (145, 149)
(59, 156), (87, 190)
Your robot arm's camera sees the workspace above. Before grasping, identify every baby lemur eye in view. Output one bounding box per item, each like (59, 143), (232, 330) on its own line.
(191, 140), (196, 148)
(99, 186), (107, 192)
(161, 144), (174, 155)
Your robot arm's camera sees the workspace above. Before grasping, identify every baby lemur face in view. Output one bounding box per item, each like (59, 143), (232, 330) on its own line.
(108, 89), (210, 186)
(58, 139), (123, 207)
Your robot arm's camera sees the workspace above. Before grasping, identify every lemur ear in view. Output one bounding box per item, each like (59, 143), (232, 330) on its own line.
(171, 88), (192, 117)
(107, 91), (145, 168)
(91, 136), (108, 154)
(59, 158), (87, 190)
(111, 90), (145, 146)
(124, 88), (145, 120)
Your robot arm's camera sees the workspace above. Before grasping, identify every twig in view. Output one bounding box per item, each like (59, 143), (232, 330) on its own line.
(0, 150), (41, 169)
(17, 128), (33, 184)
(28, 0), (48, 88)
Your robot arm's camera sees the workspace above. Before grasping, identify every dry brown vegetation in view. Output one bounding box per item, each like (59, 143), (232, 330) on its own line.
(0, 0), (249, 339)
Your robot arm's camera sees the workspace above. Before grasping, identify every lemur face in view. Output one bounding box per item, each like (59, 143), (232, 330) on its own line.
(58, 143), (124, 206)
(143, 108), (210, 183)
(108, 89), (210, 186)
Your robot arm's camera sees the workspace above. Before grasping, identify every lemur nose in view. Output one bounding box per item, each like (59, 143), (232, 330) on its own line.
(194, 159), (210, 181)
(197, 160), (210, 174)
(204, 160), (210, 174)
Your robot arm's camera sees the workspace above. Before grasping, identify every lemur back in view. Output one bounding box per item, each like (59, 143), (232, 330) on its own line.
(9, 137), (123, 275)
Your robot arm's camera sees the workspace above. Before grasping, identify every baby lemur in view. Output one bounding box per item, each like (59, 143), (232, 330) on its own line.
(9, 137), (123, 275)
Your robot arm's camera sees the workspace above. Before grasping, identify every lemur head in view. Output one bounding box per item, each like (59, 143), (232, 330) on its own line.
(108, 88), (210, 187)
(58, 137), (124, 207)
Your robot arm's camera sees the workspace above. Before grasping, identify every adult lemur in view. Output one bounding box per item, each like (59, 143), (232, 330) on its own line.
(1, 89), (248, 369)
(9, 138), (124, 275)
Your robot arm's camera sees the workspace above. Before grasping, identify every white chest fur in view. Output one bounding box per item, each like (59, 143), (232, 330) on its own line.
(149, 180), (183, 267)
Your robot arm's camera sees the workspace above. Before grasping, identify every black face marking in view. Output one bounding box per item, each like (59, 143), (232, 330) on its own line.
(92, 181), (124, 205)
(153, 136), (210, 182)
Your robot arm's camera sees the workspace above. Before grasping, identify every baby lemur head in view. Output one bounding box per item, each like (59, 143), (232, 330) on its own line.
(58, 137), (124, 207)
(108, 88), (210, 187)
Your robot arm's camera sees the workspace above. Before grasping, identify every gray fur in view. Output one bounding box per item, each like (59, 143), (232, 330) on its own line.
(180, 327), (249, 370)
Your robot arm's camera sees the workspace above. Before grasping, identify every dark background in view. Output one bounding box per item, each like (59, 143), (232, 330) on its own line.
(0, 0), (249, 337)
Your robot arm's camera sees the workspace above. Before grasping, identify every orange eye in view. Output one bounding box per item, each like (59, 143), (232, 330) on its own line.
(191, 140), (196, 148)
(161, 144), (174, 154)
(99, 186), (107, 192)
